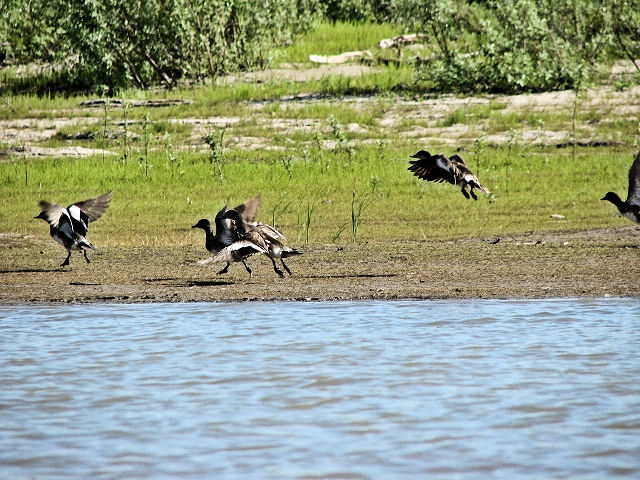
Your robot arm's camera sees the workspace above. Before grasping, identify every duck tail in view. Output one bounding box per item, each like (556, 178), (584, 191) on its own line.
(78, 237), (95, 250)
(281, 248), (302, 258)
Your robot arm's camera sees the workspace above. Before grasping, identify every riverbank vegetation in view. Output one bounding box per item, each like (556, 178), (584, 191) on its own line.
(1, 1), (639, 94)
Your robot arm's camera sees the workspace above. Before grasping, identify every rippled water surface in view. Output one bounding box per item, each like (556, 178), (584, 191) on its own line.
(1, 298), (639, 479)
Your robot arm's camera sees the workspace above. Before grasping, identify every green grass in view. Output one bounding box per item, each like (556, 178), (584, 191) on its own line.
(1, 23), (639, 251)
(0, 141), (633, 248)
(272, 21), (402, 65)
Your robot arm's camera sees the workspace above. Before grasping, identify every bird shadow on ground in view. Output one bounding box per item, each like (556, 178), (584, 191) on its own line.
(188, 280), (236, 287)
(0, 267), (63, 273)
(144, 277), (235, 287)
(304, 273), (399, 279)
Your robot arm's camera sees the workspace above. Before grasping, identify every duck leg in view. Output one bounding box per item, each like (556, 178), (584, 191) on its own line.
(270, 258), (285, 278)
(83, 250), (91, 263)
(217, 262), (230, 275)
(470, 188), (478, 200)
(461, 187), (470, 199)
(242, 261), (252, 277)
(61, 251), (71, 267)
(281, 259), (292, 275)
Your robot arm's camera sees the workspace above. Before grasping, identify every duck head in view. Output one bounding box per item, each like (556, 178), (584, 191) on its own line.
(601, 191), (622, 206)
(34, 211), (47, 221)
(191, 218), (211, 230)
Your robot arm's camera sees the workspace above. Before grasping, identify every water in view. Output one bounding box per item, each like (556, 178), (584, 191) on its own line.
(1, 298), (638, 479)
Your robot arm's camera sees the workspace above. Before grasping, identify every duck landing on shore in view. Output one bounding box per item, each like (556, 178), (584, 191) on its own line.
(221, 209), (302, 278)
(34, 192), (111, 266)
(192, 195), (261, 275)
(602, 151), (640, 224)
(408, 150), (490, 200)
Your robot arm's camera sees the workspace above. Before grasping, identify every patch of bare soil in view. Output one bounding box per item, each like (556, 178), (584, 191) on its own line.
(1, 227), (638, 304)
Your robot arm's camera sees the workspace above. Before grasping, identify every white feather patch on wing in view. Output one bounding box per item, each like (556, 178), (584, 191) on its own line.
(212, 240), (267, 263)
(68, 204), (82, 221)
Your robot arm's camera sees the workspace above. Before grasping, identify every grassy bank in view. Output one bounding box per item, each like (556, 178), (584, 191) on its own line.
(0, 141), (635, 247)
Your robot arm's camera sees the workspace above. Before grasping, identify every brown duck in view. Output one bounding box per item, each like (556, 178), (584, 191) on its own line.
(408, 150), (489, 200)
(220, 209), (302, 278)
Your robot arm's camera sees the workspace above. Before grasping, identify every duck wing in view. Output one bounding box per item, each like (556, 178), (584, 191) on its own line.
(253, 223), (285, 242)
(71, 191), (111, 222)
(37, 201), (65, 227)
(234, 195), (261, 223)
(211, 240), (267, 263)
(627, 151), (640, 206)
(408, 152), (457, 185)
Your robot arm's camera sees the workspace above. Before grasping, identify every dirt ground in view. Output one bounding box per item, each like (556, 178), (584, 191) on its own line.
(1, 226), (638, 304)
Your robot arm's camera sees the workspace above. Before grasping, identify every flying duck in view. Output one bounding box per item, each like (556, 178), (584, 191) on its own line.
(221, 208), (302, 277)
(192, 195), (261, 275)
(602, 151), (640, 224)
(408, 150), (490, 199)
(35, 191), (111, 266)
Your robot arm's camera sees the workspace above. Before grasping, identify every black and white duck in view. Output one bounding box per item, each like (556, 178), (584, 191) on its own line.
(602, 151), (640, 224)
(221, 208), (302, 278)
(34, 191), (111, 266)
(192, 195), (261, 275)
(408, 150), (490, 200)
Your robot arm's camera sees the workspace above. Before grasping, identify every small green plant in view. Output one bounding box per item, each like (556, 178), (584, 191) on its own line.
(329, 114), (355, 158)
(270, 191), (291, 228)
(281, 155), (294, 179)
(204, 128), (226, 182)
(120, 101), (131, 164)
(163, 133), (183, 179)
(334, 176), (380, 243)
(138, 111), (152, 179)
(442, 109), (465, 127)
(102, 100), (109, 163)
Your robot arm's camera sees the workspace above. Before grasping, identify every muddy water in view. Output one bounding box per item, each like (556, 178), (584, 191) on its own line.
(1, 299), (638, 479)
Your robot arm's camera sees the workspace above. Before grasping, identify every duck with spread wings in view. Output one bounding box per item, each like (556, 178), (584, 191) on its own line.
(408, 150), (490, 200)
(35, 192), (111, 266)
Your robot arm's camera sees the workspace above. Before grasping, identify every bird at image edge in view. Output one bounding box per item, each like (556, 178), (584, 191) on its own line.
(602, 150), (640, 224)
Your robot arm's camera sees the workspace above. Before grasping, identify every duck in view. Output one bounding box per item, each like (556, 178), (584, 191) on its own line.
(34, 191), (111, 266)
(192, 195), (261, 275)
(202, 240), (268, 277)
(602, 151), (640, 224)
(221, 208), (302, 277)
(408, 150), (490, 200)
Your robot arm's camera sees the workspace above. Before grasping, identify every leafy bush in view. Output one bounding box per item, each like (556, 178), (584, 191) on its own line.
(392, 0), (639, 93)
(0, 0), (322, 93)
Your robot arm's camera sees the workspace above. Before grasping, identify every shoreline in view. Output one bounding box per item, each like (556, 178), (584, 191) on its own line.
(2, 226), (638, 305)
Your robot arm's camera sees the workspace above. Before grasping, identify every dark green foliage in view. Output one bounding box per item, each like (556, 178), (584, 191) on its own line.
(0, 0), (321, 93)
(323, 0), (393, 22)
(392, 0), (640, 94)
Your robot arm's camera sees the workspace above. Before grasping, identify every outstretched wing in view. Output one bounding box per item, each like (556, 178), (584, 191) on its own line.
(37, 201), (65, 227)
(211, 240), (267, 263)
(71, 191), (111, 222)
(627, 151), (640, 206)
(254, 223), (285, 242)
(234, 195), (261, 223)
(408, 152), (457, 184)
